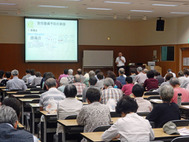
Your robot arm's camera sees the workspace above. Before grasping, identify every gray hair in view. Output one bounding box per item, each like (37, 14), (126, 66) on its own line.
(160, 85), (174, 102)
(169, 78), (180, 87)
(137, 67), (142, 72)
(89, 70), (95, 78)
(68, 69), (73, 75)
(11, 69), (19, 76)
(74, 74), (81, 82)
(103, 77), (114, 87)
(45, 78), (57, 88)
(60, 77), (69, 85)
(143, 69), (148, 73)
(0, 105), (18, 126)
(119, 68), (125, 74)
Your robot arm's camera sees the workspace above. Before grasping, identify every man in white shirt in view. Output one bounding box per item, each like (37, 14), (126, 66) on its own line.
(134, 67), (147, 85)
(115, 52), (126, 73)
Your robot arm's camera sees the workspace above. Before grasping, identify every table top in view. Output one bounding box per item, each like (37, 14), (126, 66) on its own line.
(58, 117), (120, 127)
(81, 126), (189, 142)
(40, 111), (57, 116)
(13, 94), (41, 98)
(19, 98), (40, 102)
(0, 86), (6, 89)
(179, 105), (189, 109)
(29, 103), (40, 108)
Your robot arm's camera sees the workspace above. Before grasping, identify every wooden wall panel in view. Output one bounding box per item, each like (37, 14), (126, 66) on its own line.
(0, 43), (187, 78)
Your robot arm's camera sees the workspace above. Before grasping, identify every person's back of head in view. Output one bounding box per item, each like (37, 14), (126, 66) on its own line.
(11, 69), (19, 76)
(89, 76), (97, 86)
(0, 70), (4, 79)
(160, 85), (174, 102)
(167, 69), (172, 73)
(126, 77), (133, 84)
(74, 74), (81, 82)
(86, 88), (101, 103)
(89, 70), (95, 78)
(165, 73), (173, 81)
(178, 71), (184, 77)
(169, 78), (180, 87)
(64, 84), (77, 98)
(143, 69), (148, 74)
(35, 71), (42, 77)
(44, 72), (55, 81)
(25, 69), (30, 74)
(132, 84), (144, 97)
(106, 70), (116, 81)
(95, 69), (101, 75)
(130, 70), (136, 75)
(5, 71), (11, 79)
(147, 70), (155, 79)
(2, 97), (21, 119)
(183, 69), (189, 77)
(45, 78), (57, 89)
(60, 77), (69, 86)
(64, 69), (68, 75)
(77, 68), (82, 75)
(119, 68), (125, 75)
(103, 77), (114, 88)
(30, 69), (35, 76)
(0, 105), (18, 127)
(97, 72), (103, 80)
(68, 69), (73, 75)
(137, 67), (142, 73)
(116, 96), (138, 115)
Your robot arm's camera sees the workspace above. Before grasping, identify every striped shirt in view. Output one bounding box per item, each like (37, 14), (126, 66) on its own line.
(73, 82), (86, 96)
(101, 86), (123, 104)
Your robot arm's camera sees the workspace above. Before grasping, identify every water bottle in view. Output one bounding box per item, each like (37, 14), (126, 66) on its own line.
(177, 93), (182, 106)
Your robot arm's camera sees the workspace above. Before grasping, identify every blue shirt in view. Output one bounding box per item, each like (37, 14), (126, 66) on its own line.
(116, 75), (126, 85)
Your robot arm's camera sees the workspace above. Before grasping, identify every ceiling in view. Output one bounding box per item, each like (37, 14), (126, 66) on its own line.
(1, 0), (189, 20)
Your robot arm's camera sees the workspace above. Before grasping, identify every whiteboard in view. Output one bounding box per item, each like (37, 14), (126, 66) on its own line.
(83, 50), (114, 67)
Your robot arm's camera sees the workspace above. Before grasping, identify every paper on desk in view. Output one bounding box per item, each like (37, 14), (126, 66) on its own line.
(150, 99), (162, 102)
(178, 127), (189, 135)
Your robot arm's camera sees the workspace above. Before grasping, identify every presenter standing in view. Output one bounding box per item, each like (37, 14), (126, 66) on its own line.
(115, 52), (126, 72)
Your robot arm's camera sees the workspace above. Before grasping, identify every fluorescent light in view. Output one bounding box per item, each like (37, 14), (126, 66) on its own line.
(67, 0), (81, 1)
(152, 4), (177, 7)
(130, 10), (153, 13)
(0, 3), (16, 5)
(38, 5), (68, 8)
(87, 7), (112, 10)
(104, 1), (131, 4)
(170, 12), (189, 15)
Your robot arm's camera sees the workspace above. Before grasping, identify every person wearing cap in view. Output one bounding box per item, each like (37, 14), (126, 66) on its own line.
(133, 67), (147, 85)
(146, 85), (181, 128)
(6, 69), (27, 91)
(102, 96), (154, 142)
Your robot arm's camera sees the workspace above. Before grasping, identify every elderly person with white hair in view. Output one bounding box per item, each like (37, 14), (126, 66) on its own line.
(133, 67), (147, 85)
(146, 85), (181, 128)
(6, 69), (27, 91)
(67, 69), (74, 84)
(58, 77), (69, 92)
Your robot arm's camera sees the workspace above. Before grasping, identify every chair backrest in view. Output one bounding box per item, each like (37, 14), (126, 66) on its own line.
(144, 91), (159, 96)
(137, 112), (150, 116)
(93, 125), (111, 132)
(150, 121), (155, 128)
(181, 102), (189, 105)
(171, 120), (189, 127)
(24, 94), (40, 98)
(31, 99), (40, 103)
(147, 96), (161, 100)
(171, 136), (189, 142)
(65, 115), (77, 120)
(110, 112), (121, 117)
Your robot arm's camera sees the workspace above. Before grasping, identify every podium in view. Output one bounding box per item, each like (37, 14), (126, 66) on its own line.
(146, 66), (162, 75)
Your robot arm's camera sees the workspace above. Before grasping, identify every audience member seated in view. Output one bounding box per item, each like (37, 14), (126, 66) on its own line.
(164, 69), (176, 78)
(102, 96), (154, 142)
(0, 71), (11, 86)
(57, 84), (83, 133)
(143, 70), (158, 91)
(132, 84), (152, 112)
(27, 69), (36, 84)
(22, 69), (31, 83)
(77, 68), (85, 83)
(146, 85), (181, 128)
(107, 70), (122, 89)
(77, 88), (111, 142)
(0, 105), (38, 142)
(6, 69), (27, 91)
(177, 70), (186, 85)
(73, 74), (86, 97)
(129, 70), (136, 83)
(153, 73), (173, 93)
(0, 70), (4, 82)
(95, 69), (101, 81)
(122, 77), (134, 96)
(31, 71), (42, 86)
(39, 78), (65, 111)
(58, 69), (69, 82)
(154, 71), (164, 86)
(134, 67), (147, 85)
(101, 78), (123, 104)
(40, 72), (56, 90)
(116, 68), (126, 85)
(95, 72), (104, 89)
(67, 69), (74, 84)
(180, 69), (189, 88)
(169, 78), (189, 103)
(83, 77), (100, 102)
(58, 77), (69, 93)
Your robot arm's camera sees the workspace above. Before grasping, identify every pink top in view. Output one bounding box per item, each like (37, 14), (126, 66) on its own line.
(122, 83), (134, 96)
(58, 74), (69, 81)
(171, 87), (189, 103)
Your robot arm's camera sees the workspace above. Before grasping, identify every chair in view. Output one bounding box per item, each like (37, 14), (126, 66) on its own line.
(147, 96), (161, 100)
(150, 121), (155, 128)
(31, 99), (40, 103)
(171, 120), (189, 127)
(24, 94), (40, 98)
(93, 125), (111, 132)
(144, 91), (159, 96)
(171, 136), (189, 142)
(181, 102), (189, 105)
(137, 112), (150, 116)
(110, 112), (121, 117)
(65, 115), (77, 120)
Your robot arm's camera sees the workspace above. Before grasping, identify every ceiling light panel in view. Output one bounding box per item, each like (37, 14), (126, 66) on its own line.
(0, 3), (16, 5)
(38, 5), (68, 8)
(87, 7), (112, 10)
(104, 1), (131, 4)
(170, 12), (189, 14)
(130, 10), (153, 13)
(152, 4), (178, 7)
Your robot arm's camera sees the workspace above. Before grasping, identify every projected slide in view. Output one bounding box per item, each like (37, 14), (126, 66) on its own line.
(25, 18), (78, 62)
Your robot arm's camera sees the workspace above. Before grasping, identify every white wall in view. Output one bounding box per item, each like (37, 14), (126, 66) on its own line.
(1, 15), (189, 45)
